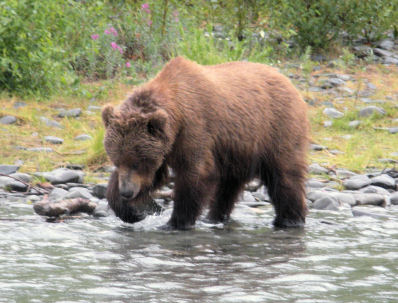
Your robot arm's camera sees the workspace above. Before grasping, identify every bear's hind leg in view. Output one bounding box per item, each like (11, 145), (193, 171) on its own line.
(206, 178), (245, 223)
(262, 164), (307, 228)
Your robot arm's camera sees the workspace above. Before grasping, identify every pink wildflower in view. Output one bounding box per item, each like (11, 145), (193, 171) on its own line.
(91, 34), (99, 40)
(147, 19), (152, 26)
(110, 42), (118, 49)
(104, 29), (111, 35)
(141, 3), (150, 13)
(126, 61), (131, 68)
(109, 27), (118, 37)
(117, 45), (123, 54)
(173, 10), (179, 22)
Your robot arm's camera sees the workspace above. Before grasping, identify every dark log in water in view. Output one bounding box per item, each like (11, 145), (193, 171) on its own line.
(33, 195), (96, 217)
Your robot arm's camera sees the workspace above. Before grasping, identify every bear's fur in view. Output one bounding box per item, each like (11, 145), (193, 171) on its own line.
(102, 57), (309, 229)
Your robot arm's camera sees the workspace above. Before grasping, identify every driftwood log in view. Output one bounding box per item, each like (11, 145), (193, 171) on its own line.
(33, 195), (97, 217)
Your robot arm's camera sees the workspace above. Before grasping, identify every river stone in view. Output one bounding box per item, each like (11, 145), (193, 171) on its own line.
(335, 169), (357, 179)
(384, 57), (398, 65)
(239, 191), (256, 202)
(44, 136), (64, 144)
(388, 127), (398, 134)
(309, 163), (329, 174)
(10, 173), (31, 183)
(391, 192), (398, 205)
(40, 116), (63, 129)
(0, 176), (28, 192)
(358, 106), (386, 117)
(65, 187), (93, 200)
(353, 193), (386, 206)
(87, 105), (101, 111)
(93, 201), (110, 217)
(343, 175), (371, 190)
(35, 168), (84, 185)
(0, 115), (17, 125)
(306, 179), (327, 189)
(312, 196), (340, 211)
(359, 185), (391, 196)
(74, 134), (92, 141)
(373, 48), (393, 58)
(330, 192), (356, 206)
(0, 165), (19, 175)
(311, 144), (327, 151)
(323, 108), (344, 119)
(49, 188), (68, 201)
(348, 120), (361, 128)
(92, 184), (107, 199)
(370, 174), (396, 189)
(58, 108), (82, 118)
(351, 208), (388, 219)
(378, 39), (394, 51)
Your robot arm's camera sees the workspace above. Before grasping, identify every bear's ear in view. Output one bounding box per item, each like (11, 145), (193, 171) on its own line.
(146, 109), (168, 137)
(102, 104), (115, 128)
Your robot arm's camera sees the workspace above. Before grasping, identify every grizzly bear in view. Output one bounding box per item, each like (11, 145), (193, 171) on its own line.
(102, 57), (309, 230)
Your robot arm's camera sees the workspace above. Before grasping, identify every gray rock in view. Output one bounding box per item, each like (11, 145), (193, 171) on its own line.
(87, 105), (101, 111)
(370, 174), (396, 189)
(0, 165), (19, 175)
(324, 120), (333, 127)
(378, 158), (398, 164)
(0, 176), (28, 192)
(366, 82), (377, 90)
(92, 184), (107, 199)
(353, 45), (373, 58)
(0, 115), (17, 125)
(64, 187), (93, 200)
(353, 193), (386, 206)
(10, 173), (31, 183)
(74, 134), (92, 141)
(391, 192), (398, 205)
(44, 136), (64, 144)
(40, 117), (63, 129)
(323, 108), (344, 119)
(312, 196), (340, 210)
(330, 192), (356, 206)
(384, 57), (398, 65)
(388, 127), (398, 134)
(49, 188), (68, 201)
(306, 190), (330, 202)
(378, 39), (395, 51)
(321, 78), (345, 89)
(352, 208), (388, 219)
(335, 169), (357, 179)
(309, 163), (329, 174)
(373, 48), (393, 58)
(58, 108), (82, 118)
(359, 185), (391, 196)
(348, 120), (361, 128)
(311, 144), (327, 151)
(27, 147), (53, 152)
(34, 168), (84, 185)
(239, 191), (256, 202)
(306, 179), (327, 188)
(358, 106), (386, 117)
(343, 175), (371, 190)
(13, 101), (27, 109)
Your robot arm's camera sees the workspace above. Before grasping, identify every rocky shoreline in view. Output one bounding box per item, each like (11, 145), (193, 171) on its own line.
(1, 164), (397, 223)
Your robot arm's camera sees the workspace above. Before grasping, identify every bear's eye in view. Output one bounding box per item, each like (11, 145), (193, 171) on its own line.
(131, 163), (139, 170)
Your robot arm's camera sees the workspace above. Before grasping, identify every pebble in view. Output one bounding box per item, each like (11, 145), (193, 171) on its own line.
(370, 174), (396, 190)
(323, 108), (344, 119)
(343, 175), (371, 190)
(74, 134), (92, 141)
(358, 106), (386, 117)
(0, 115), (17, 125)
(40, 116), (63, 129)
(0, 165), (19, 175)
(44, 136), (64, 144)
(58, 108), (82, 118)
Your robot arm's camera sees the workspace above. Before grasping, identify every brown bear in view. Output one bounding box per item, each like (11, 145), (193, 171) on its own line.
(102, 57), (309, 230)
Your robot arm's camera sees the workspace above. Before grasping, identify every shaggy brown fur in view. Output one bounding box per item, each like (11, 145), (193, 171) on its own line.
(102, 57), (309, 229)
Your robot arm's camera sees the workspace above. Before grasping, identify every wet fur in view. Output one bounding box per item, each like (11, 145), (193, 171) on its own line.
(104, 57), (309, 229)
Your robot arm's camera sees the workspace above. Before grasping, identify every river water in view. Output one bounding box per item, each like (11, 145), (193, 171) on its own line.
(0, 197), (397, 303)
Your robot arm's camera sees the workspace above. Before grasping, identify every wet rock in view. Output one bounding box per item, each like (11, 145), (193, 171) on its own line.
(359, 185), (391, 196)
(378, 39), (394, 51)
(343, 175), (371, 190)
(0, 165), (19, 175)
(348, 120), (361, 128)
(245, 179), (261, 192)
(49, 188), (68, 201)
(312, 196), (340, 211)
(358, 106), (386, 117)
(353, 193), (386, 206)
(370, 174), (396, 189)
(352, 208), (388, 219)
(34, 196), (96, 217)
(92, 183), (107, 199)
(44, 136), (64, 144)
(390, 192), (398, 205)
(40, 116), (63, 129)
(0, 115), (17, 125)
(252, 191), (269, 202)
(34, 168), (84, 185)
(93, 200), (110, 217)
(309, 163), (329, 174)
(58, 108), (82, 118)
(10, 173), (31, 183)
(239, 191), (256, 202)
(74, 134), (92, 141)
(0, 176), (28, 192)
(64, 187), (93, 200)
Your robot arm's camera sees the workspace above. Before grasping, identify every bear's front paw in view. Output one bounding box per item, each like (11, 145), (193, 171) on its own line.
(161, 217), (195, 231)
(273, 216), (305, 228)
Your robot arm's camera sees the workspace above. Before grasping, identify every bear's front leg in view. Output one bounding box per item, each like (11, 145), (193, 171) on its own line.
(167, 173), (217, 230)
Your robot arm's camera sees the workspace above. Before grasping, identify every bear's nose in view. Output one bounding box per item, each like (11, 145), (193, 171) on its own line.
(120, 190), (135, 200)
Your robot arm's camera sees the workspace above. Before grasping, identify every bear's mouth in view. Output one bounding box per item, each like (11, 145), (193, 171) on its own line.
(121, 191), (162, 223)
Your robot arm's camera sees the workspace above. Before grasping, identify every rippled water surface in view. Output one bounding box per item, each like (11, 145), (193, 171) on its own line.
(1, 197), (398, 303)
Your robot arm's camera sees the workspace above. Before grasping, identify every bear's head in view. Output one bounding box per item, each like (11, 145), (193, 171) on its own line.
(102, 102), (170, 203)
